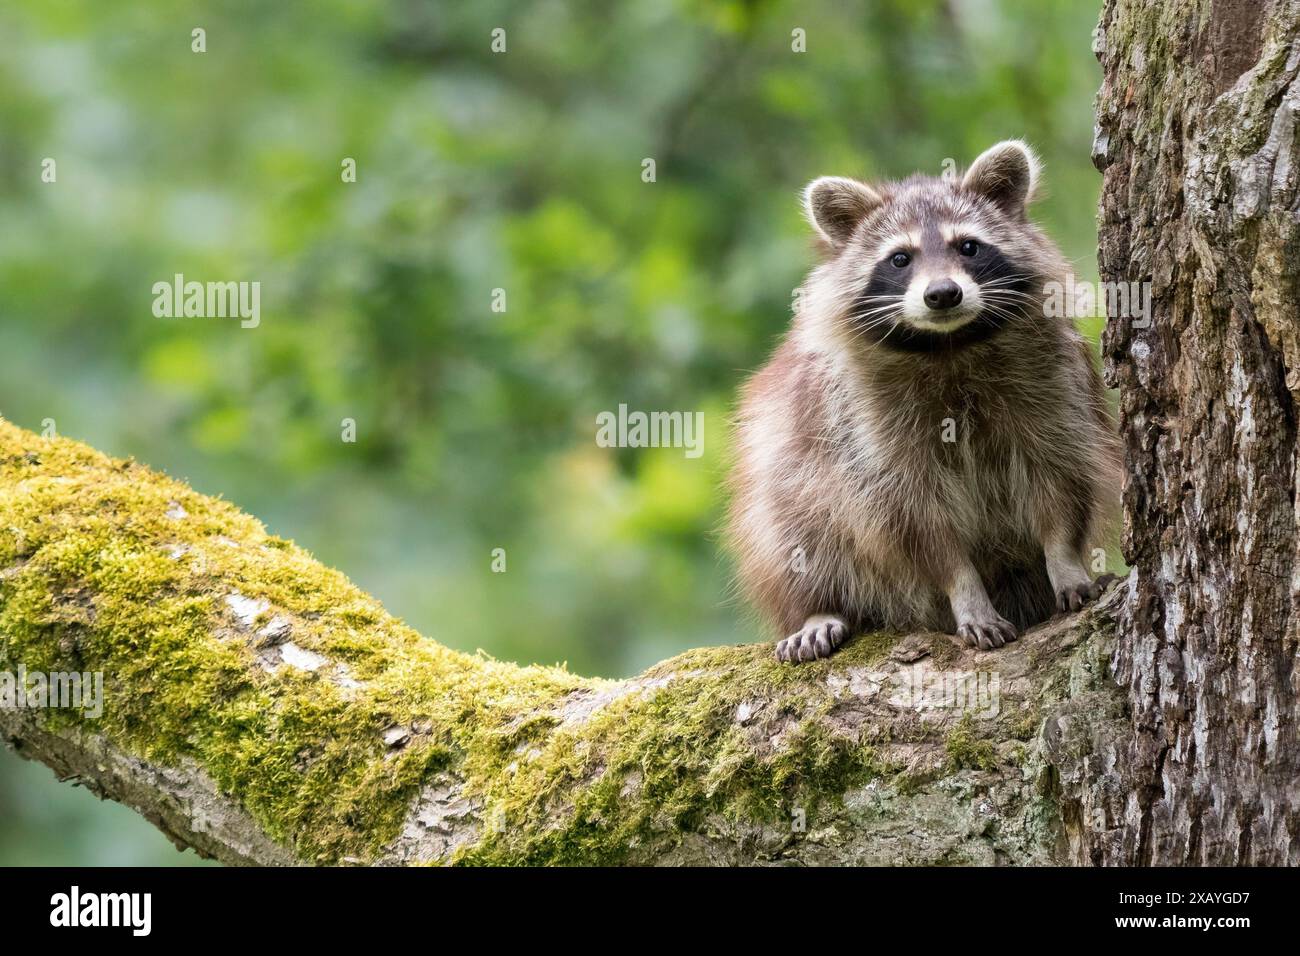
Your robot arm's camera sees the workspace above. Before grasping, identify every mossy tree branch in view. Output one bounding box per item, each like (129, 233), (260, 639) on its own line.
(0, 419), (1119, 865)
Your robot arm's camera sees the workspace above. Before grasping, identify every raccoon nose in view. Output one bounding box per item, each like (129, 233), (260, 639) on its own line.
(923, 279), (963, 310)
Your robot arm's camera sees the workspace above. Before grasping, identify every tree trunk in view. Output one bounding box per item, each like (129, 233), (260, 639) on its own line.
(3, 0), (1299, 866)
(1060, 0), (1300, 864)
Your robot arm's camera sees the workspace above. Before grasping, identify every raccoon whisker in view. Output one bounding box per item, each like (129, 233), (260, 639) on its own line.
(850, 316), (902, 339)
(982, 288), (1041, 303)
(977, 274), (1038, 289)
(979, 303), (1053, 344)
(845, 305), (896, 321)
(978, 271), (1035, 281)
(851, 300), (906, 315)
(979, 298), (1033, 317)
(858, 314), (901, 329)
(978, 305), (1020, 323)
(847, 303), (905, 326)
(875, 320), (901, 345)
(975, 272), (1037, 287)
(980, 279), (1037, 290)
(981, 289), (1038, 303)
(846, 308), (905, 341)
(849, 298), (905, 314)
(847, 317), (902, 336)
(983, 291), (1040, 306)
(984, 300), (1042, 319)
(850, 311), (904, 327)
(978, 302), (1035, 330)
(850, 324), (897, 342)
(979, 283), (1039, 295)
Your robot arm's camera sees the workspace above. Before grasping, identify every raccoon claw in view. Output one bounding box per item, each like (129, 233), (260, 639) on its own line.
(957, 615), (1018, 651)
(775, 616), (848, 663)
(1055, 573), (1117, 613)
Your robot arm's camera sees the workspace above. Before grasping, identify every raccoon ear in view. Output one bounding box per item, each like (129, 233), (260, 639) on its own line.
(803, 177), (883, 247)
(962, 140), (1040, 216)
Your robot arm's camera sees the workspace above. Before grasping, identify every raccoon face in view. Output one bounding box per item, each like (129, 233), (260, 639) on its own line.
(803, 140), (1044, 353)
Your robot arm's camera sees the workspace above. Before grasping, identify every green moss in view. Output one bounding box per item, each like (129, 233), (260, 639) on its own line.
(1009, 710), (1042, 742)
(944, 715), (999, 772)
(455, 636), (900, 865)
(0, 421), (588, 861)
(0, 419), (908, 864)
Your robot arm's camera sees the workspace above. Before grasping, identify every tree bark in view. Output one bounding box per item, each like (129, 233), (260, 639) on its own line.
(1065, 0), (1300, 864)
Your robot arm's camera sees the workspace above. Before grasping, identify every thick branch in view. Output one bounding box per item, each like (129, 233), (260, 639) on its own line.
(0, 419), (1118, 865)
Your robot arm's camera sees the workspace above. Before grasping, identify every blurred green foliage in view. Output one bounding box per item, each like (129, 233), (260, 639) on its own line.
(0, 0), (1105, 863)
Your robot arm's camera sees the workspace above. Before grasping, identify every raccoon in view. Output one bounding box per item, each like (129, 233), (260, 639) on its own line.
(727, 140), (1121, 663)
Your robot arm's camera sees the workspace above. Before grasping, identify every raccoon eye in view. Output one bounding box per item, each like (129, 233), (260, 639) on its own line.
(890, 252), (911, 268)
(958, 239), (979, 257)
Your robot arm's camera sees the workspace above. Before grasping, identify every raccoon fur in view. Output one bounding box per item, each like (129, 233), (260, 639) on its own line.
(727, 140), (1121, 663)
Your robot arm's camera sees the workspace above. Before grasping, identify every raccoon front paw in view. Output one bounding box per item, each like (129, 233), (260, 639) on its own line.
(956, 613), (1017, 651)
(775, 615), (848, 663)
(1055, 573), (1118, 613)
